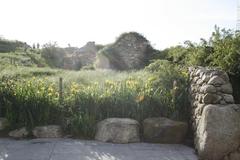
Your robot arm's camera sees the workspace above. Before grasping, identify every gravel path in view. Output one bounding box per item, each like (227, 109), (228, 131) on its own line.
(0, 138), (198, 160)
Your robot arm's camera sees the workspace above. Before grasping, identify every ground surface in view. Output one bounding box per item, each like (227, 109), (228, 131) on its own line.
(0, 138), (198, 160)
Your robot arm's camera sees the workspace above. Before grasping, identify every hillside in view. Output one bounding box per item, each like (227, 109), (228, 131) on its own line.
(0, 38), (29, 53)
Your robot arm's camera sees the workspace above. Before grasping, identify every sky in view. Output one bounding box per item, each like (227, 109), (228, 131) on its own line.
(0, 0), (237, 49)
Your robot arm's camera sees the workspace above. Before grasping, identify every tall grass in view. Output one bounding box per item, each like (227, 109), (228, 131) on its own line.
(0, 65), (189, 138)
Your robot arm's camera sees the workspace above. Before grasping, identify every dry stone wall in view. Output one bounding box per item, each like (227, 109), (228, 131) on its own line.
(189, 67), (240, 160)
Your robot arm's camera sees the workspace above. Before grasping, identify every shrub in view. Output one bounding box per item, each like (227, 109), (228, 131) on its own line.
(41, 42), (66, 68)
(145, 60), (190, 120)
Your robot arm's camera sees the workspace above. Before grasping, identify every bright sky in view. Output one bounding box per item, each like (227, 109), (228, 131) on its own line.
(0, 0), (237, 49)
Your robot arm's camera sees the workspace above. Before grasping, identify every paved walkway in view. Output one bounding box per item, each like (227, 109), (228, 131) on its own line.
(0, 138), (198, 160)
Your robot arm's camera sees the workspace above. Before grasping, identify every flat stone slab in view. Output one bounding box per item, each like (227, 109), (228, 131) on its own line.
(0, 138), (198, 160)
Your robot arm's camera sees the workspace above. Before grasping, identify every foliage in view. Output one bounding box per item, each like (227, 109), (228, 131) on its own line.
(0, 67), (189, 138)
(0, 77), (61, 129)
(41, 42), (66, 68)
(208, 27), (240, 75)
(145, 60), (190, 120)
(0, 38), (29, 53)
(163, 26), (240, 76)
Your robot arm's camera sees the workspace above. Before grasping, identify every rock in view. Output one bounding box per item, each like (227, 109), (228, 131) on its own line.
(216, 86), (222, 92)
(0, 118), (8, 130)
(220, 100), (227, 105)
(208, 76), (226, 86)
(221, 83), (233, 94)
(195, 68), (206, 77)
(196, 79), (204, 85)
(202, 74), (211, 83)
(229, 152), (240, 160)
(9, 127), (29, 138)
(200, 85), (217, 93)
(223, 94), (235, 104)
(197, 94), (202, 102)
(202, 93), (222, 104)
(33, 125), (63, 138)
(188, 67), (195, 73)
(195, 103), (205, 115)
(220, 72), (230, 82)
(95, 118), (140, 143)
(193, 77), (200, 83)
(224, 155), (230, 160)
(196, 105), (240, 160)
(143, 117), (188, 144)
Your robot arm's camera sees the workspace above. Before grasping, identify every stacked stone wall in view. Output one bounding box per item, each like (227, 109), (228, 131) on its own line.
(189, 67), (240, 160)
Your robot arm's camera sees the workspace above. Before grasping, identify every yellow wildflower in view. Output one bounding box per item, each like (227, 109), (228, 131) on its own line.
(136, 95), (145, 103)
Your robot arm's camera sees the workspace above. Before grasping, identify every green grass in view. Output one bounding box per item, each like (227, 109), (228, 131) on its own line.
(0, 50), (47, 67)
(0, 53), (189, 138)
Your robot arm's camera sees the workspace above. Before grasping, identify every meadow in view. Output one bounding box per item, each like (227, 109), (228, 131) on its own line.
(0, 58), (189, 138)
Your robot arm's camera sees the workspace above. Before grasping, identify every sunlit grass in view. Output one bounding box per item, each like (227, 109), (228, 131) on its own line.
(0, 61), (189, 138)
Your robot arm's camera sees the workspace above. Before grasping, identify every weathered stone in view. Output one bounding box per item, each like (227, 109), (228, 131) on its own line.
(224, 155), (230, 160)
(210, 70), (228, 81)
(199, 71), (205, 79)
(196, 79), (204, 85)
(95, 118), (140, 143)
(197, 94), (202, 103)
(208, 76), (226, 86)
(33, 125), (63, 138)
(223, 94), (234, 104)
(0, 118), (8, 130)
(229, 152), (240, 160)
(192, 101), (198, 108)
(195, 68), (206, 77)
(196, 105), (240, 160)
(216, 86), (222, 92)
(220, 100), (227, 105)
(200, 85), (217, 93)
(221, 83), (233, 94)
(220, 72), (230, 82)
(196, 103), (205, 115)
(143, 117), (188, 144)
(202, 93), (222, 104)
(9, 127), (29, 138)
(63, 42), (98, 70)
(193, 77), (200, 83)
(202, 74), (211, 83)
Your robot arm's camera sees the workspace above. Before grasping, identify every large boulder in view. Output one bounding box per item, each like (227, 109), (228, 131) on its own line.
(0, 118), (8, 130)
(9, 127), (29, 138)
(95, 118), (140, 143)
(196, 105), (240, 160)
(33, 125), (63, 138)
(143, 117), (188, 144)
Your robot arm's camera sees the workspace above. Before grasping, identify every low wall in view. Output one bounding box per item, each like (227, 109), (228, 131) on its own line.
(189, 67), (240, 160)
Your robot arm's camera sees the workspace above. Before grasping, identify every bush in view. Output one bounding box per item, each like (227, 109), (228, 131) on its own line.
(41, 42), (66, 68)
(163, 26), (240, 76)
(145, 60), (190, 120)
